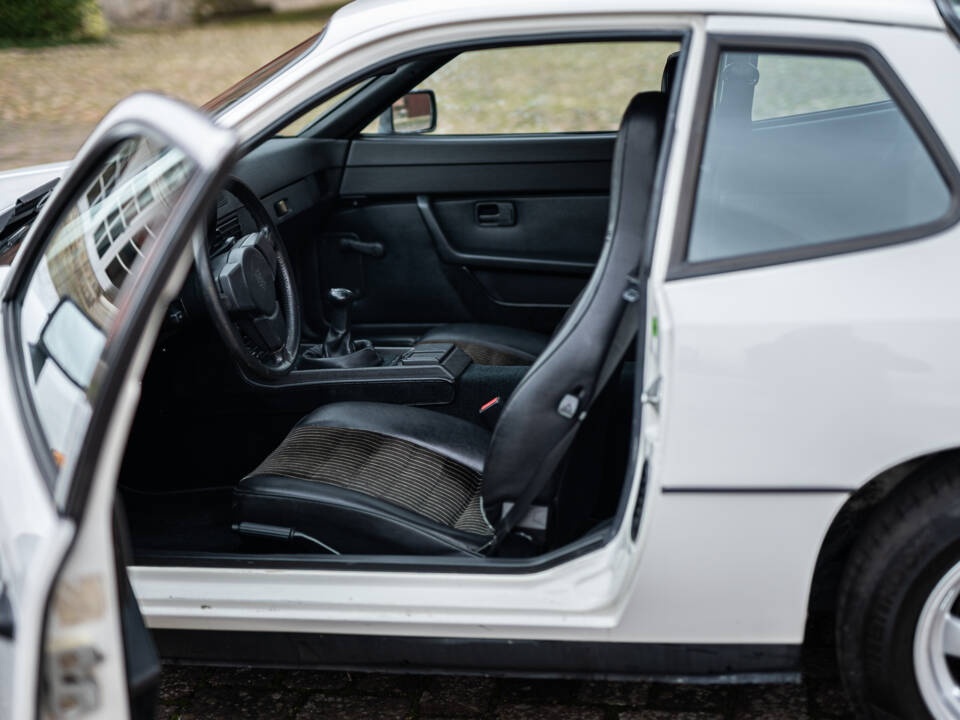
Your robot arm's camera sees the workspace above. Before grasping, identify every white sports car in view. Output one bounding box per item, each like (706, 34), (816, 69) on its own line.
(2, 0), (960, 718)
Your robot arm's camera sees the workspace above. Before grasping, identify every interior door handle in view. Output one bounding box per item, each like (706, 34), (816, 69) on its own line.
(475, 201), (516, 227)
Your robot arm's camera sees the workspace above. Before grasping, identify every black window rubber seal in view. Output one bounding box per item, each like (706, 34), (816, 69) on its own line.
(935, 0), (960, 45)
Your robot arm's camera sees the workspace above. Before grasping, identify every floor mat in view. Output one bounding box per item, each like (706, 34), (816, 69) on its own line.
(121, 487), (243, 554)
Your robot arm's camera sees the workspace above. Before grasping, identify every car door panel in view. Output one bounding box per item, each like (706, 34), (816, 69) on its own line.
(0, 93), (238, 720)
(310, 134), (615, 337)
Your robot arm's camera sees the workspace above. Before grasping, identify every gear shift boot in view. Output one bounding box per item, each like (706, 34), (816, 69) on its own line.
(298, 288), (381, 369)
(299, 340), (380, 369)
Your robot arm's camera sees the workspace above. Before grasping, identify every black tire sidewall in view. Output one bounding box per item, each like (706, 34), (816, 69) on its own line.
(840, 487), (960, 719)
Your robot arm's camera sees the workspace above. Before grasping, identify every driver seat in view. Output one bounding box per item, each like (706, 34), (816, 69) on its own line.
(234, 92), (667, 555)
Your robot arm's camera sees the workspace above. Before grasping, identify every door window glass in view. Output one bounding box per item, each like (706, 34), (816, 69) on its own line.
(686, 51), (952, 264)
(365, 41), (680, 135)
(17, 136), (195, 475)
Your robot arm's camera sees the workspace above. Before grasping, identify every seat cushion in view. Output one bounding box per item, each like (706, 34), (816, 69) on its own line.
(419, 323), (549, 365)
(235, 402), (494, 555)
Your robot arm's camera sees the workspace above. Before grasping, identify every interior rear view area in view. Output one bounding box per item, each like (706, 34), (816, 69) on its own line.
(116, 35), (684, 566)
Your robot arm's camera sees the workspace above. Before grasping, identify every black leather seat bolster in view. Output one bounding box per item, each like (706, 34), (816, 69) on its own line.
(236, 476), (488, 556)
(296, 401), (490, 474)
(419, 324), (548, 363)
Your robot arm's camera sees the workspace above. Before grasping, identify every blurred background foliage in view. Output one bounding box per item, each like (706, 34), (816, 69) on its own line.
(0, 0), (108, 45)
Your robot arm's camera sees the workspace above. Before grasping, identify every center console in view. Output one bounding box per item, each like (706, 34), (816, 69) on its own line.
(237, 336), (473, 413)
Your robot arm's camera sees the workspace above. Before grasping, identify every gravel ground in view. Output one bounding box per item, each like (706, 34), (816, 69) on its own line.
(0, 12), (332, 171)
(155, 656), (857, 719)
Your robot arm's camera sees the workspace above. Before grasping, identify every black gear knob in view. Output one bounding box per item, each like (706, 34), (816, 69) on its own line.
(323, 288), (356, 357)
(326, 287), (356, 308)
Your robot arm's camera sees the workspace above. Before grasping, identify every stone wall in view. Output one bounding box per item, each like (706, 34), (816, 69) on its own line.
(99, 0), (309, 26)
(97, 0), (196, 26)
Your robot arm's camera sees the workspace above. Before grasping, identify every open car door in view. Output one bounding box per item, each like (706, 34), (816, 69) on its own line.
(0, 93), (236, 719)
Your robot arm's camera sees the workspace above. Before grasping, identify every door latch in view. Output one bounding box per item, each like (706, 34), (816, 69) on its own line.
(641, 376), (662, 411)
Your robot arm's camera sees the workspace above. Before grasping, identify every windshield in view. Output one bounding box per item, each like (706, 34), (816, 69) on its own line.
(202, 30), (324, 116)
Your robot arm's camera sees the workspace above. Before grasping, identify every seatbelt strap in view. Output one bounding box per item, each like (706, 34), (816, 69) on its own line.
(483, 419), (582, 553)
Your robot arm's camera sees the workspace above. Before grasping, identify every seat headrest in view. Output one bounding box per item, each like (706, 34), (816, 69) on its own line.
(661, 51), (680, 96)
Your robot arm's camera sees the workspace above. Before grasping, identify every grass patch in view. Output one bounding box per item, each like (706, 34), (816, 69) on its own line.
(0, 0), (108, 47)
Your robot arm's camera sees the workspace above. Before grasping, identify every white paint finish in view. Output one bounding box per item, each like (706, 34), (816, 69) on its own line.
(660, 229), (960, 489)
(133, 525), (638, 639)
(0, 162), (67, 211)
(132, 490), (841, 644)
(325, 0), (942, 52)
(621, 491), (847, 643)
(656, 19), (960, 491)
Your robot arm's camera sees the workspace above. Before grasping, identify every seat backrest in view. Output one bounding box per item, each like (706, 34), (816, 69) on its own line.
(482, 91), (668, 545)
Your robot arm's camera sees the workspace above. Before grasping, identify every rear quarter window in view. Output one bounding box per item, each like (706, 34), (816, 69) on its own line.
(684, 50), (954, 265)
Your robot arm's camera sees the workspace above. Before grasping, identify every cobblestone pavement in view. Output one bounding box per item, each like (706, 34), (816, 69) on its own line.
(0, 12), (334, 171)
(155, 662), (856, 719)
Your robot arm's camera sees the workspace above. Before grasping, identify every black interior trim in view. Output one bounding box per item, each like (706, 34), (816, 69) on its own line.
(345, 133), (617, 165)
(667, 35), (960, 281)
(604, 32), (691, 547)
(661, 486), (855, 494)
(417, 196), (595, 273)
(133, 527), (606, 573)
(154, 629), (802, 681)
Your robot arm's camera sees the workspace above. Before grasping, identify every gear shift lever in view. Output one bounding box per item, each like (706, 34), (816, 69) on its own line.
(298, 288), (380, 369)
(323, 287), (356, 357)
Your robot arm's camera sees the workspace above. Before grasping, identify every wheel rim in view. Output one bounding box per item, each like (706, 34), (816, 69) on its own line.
(914, 559), (960, 718)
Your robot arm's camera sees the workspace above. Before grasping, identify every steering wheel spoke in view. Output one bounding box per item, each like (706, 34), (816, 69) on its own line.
(195, 178), (301, 379)
(240, 302), (287, 354)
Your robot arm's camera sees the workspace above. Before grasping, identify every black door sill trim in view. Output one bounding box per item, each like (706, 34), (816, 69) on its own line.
(132, 532), (606, 574)
(662, 486), (855, 494)
(154, 630), (801, 682)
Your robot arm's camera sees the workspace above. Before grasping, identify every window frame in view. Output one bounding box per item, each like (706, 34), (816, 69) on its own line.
(666, 35), (960, 281)
(261, 30), (686, 144)
(358, 40), (682, 138)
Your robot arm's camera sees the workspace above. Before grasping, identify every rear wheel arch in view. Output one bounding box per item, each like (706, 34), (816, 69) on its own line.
(804, 448), (960, 649)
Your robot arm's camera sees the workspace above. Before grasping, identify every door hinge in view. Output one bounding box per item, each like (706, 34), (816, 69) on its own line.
(45, 644), (102, 717)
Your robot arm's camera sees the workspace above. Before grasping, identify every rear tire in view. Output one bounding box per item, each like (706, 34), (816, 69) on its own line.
(837, 457), (960, 719)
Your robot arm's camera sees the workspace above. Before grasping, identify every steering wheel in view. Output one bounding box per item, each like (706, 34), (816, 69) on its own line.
(193, 177), (301, 380)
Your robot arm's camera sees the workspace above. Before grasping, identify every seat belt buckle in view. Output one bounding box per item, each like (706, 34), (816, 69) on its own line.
(480, 396), (500, 414)
(479, 396), (501, 429)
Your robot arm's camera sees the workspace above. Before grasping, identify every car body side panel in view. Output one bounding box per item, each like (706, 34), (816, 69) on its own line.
(131, 490), (844, 645)
(656, 19), (960, 492)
